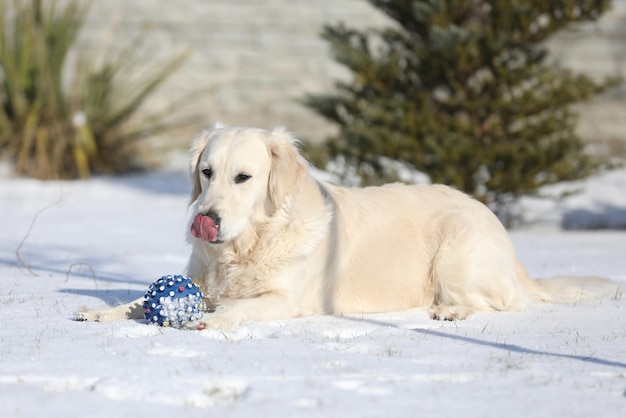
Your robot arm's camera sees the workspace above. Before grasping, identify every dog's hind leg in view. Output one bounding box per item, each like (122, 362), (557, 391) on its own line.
(429, 304), (480, 321)
(429, 216), (532, 321)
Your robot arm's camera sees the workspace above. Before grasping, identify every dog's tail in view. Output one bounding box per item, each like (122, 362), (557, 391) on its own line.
(517, 263), (624, 305)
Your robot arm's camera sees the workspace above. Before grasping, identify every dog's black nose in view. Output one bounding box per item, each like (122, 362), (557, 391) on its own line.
(204, 210), (221, 228)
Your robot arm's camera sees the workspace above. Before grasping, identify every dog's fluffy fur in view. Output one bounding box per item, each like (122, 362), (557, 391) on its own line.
(77, 124), (623, 329)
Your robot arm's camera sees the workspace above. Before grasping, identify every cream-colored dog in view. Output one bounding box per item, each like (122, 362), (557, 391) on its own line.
(77, 124), (622, 329)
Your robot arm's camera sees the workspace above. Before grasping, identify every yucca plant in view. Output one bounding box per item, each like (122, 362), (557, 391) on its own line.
(0, 0), (196, 179)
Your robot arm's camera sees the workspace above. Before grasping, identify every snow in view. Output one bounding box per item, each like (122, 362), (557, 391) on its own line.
(517, 167), (626, 230)
(1, 163), (626, 417)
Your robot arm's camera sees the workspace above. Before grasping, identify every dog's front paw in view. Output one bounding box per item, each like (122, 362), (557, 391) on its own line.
(181, 320), (205, 330)
(183, 310), (246, 331)
(74, 307), (102, 322)
(73, 301), (145, 322)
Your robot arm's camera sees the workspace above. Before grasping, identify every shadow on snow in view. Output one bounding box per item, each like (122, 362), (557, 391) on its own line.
(347, 317), (626, 370)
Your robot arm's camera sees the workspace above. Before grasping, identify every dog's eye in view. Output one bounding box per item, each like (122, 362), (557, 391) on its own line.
(201, 168), (213, 179)
(235, 173), (251, 184)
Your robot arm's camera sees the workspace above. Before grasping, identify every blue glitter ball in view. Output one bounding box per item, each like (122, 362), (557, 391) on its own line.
(143, 275), (206, 328)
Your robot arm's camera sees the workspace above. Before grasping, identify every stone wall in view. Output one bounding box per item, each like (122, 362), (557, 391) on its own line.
(74, 0), (390, 143)
(69, 0), (626, 152)
(546, 0), (626, 156)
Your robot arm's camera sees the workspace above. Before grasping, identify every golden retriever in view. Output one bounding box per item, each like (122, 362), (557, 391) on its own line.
(77, 124), (622, 329)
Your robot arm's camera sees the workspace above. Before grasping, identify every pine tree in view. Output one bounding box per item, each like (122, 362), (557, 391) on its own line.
(304, 0), (619, 216)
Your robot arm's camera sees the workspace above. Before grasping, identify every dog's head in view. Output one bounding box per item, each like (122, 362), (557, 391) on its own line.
(188, 124), (308, 245)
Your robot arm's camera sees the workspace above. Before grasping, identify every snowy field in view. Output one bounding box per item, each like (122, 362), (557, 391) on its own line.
(1, 163), (625, 417)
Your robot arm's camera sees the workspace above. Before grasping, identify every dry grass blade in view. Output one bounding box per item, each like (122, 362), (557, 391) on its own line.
(16, 189), (64, 276)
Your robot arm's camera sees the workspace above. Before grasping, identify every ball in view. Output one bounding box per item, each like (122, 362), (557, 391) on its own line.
(143, 275), (206, 328)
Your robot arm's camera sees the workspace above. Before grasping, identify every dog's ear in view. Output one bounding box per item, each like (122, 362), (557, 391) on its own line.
(189, 128), (215, 203)
(189, 123), (229, 202)
(266, 127), (309, 212)
(190, 123), (228, 202)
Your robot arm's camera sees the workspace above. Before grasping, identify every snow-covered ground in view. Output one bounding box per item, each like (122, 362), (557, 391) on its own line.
(1, 163), (625, 417)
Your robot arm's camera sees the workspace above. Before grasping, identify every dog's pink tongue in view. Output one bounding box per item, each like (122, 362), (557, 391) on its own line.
(191, 214), (218, 242)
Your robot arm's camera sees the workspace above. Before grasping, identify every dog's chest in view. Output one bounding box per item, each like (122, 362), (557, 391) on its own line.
(204, 253), (275, 305)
